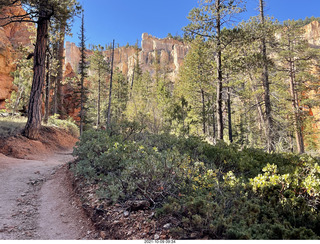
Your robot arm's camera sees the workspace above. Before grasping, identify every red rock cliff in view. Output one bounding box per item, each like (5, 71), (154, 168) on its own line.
(64, 33), (189, 82)
(0, 5), (34, 109)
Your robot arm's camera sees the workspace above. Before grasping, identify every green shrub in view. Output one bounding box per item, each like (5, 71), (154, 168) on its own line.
(72, 129), (320, 239)
(72, 130), (190, 205)
(48, 114), (79, 137)
(0, 115), (27, 137)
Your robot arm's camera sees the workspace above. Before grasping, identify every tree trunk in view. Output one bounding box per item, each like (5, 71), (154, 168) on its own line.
(227, 86), (233, 143)
(249, 73), (265, 133)
(289, 59), (305, 153)
(259, 0), (274, 152)
(201, 89), (206, 135)
(23, 11), (49, 139)
(56, 22), (66, 116)
(97, 69), (101, 128)
(216, 0), (223, 141)
(44, 52), (50, 124)
(79, 12), (86, 136)
(52, 42), (58, 115)
(106, 39), (115, 127)
(212, 98), (216, 141)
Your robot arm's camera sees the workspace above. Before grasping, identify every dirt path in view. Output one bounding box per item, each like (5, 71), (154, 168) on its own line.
(0, 151), (97, 240)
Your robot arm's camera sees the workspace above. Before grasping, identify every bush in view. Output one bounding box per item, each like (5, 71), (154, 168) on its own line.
(0, 115), (27, 137)
(72, 129), (320, 239)
(72, 130), (190, 205)
(48, 114), (79, 137)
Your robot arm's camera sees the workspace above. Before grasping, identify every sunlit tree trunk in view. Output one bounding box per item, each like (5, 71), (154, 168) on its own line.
(216, 0), (224, 141)
(288, 57), (305, 153)
(106, 39), (115, 127)
(44, 51), (50, 124)
(23, 8), (49, 139)
(259, 0), (274, 152)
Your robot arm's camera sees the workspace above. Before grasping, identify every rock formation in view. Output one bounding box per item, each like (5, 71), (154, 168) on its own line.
(0, 5), (34, 109)
(303, 20), (320, 47)
(64, 33), (189, 82)
(303, 21), (320, 143)
(65, 41), (81, 74)
(137, 33), (189, 80)
(0, 27), (15, 109)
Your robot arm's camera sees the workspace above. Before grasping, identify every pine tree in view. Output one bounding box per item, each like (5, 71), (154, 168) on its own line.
(78, 11), (88, 135)
(184, 0), (245, 141)
(175, 36), (212, 137)
(88, 45), (109, 128)
(276, 20), (320, 153)
(112, 68), (129, 122)
(106, 39), (115, 128)
(259, 0), (275, 152)
(232, 16), (278, 150)
(0, 0), (81, 139)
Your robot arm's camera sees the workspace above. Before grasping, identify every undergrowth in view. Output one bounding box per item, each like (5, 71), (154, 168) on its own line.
(47, 114), (79, 137)
(71, 122), (320, 240)
(0, 115), (27, 138)
(0, 114), (79, 138)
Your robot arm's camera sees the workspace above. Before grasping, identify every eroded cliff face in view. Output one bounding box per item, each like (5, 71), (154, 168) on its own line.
(0, 5), (34, 109)
(62, 34), (189, 121)
(65, 42), (81, 74)
(138, 33), (189, 80)
(303, 21), (320, 47)
(303, 21), (320, 143)
(65, 33), (189, 82)
(0, 28), (15, 109)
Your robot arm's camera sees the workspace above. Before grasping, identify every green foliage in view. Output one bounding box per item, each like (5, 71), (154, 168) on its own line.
(72, 129), (187, 205)
(0, 116), (27, 138)
(112, 68), (129, 122)
(87, 45), (109, 127)
(72, 127), (320, 239)
(48, 114), (79, 137)
(6, 43), (34, 114)
(175, 36), (213, 137)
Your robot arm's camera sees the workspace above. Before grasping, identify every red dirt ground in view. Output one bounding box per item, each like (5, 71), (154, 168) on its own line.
(0, 126), (99, 240)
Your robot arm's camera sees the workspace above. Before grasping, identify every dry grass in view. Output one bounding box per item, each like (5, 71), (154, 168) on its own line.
(0, 116), (27, 138)
(0, 114), (80, 139)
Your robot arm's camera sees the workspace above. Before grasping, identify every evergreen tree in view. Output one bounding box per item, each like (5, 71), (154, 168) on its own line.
(106, 39), (115, 128)
(175, 36), (212, 137)
(78, 11), (88, 135)
(112, 68), (129, 122)
(0, 0), (81, 139)
(259, 0), (275, 152)
(88, 45), (109, 128)
(276, 20), (320, 153)
(184, 0), (245, 141)
(233, 16), (278, 150)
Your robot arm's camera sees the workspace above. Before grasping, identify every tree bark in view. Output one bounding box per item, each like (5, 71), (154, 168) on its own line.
(106, 39), (115, 127)
(212, 96), (216, 141)
(79, 13), (86, 136)
(216, 0), (223, 141)
(23, 10), (49, 139)
(289, 58), (305, 153)
(44, 52), (50, 124)
(201, 89), (206, 135)
(56, 22), (66, 116)
(52, 42), (58, 115)
(249, 73), (265, 133)
(227, 86), (233, 143)
(259, 0), (274, 152)
(96, 68), (101, 128)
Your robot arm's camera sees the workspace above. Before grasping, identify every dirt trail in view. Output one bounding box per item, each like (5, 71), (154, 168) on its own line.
(0, 150), (97, 240)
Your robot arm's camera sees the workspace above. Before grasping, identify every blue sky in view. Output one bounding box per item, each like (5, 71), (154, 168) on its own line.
(65, 0), (320, 47)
